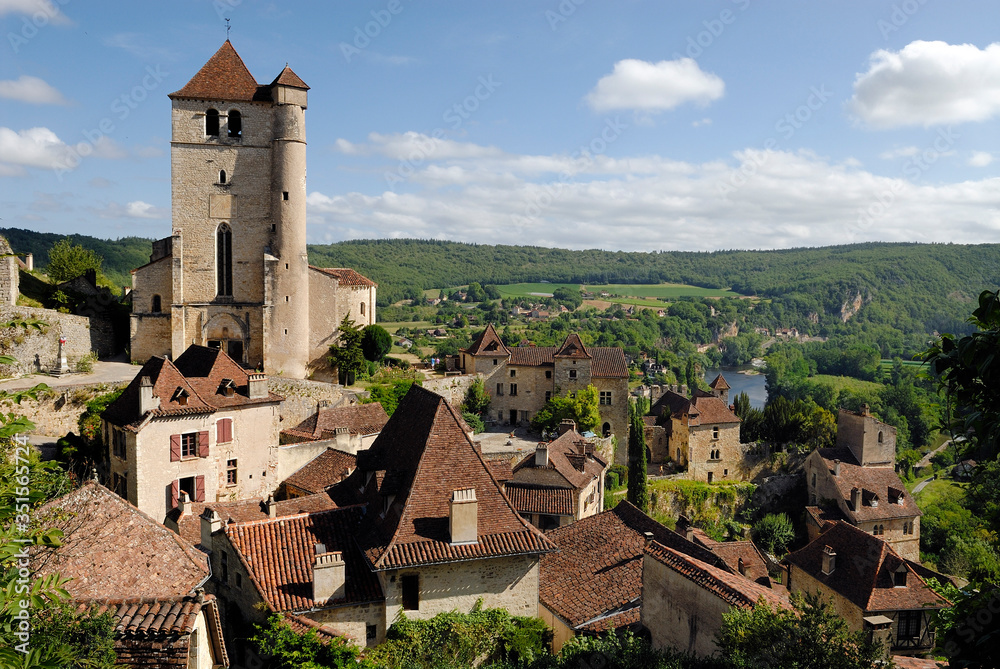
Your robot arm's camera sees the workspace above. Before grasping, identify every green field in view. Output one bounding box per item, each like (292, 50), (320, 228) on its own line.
(490, 282), (740, 301)
(880, 358), (926, 369)
(809, 375), (884, 394)
(913, 476), (966, 506)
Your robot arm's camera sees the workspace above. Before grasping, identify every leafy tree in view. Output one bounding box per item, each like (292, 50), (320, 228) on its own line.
(627, 401), (649, 512)
(530, 385), (601, 433)
(716, 591), (889, 669)
(360, 324), (392, 362)
(462, 411), (485, 434)
(929, 580), (1000, 669)
(732, 392), (763, 444)
(26, 601), (118, 669)
(45, 238), (102, 283)
(363, 379), (419, 417)
(328, 316), (365, 385)
(752, 512), (795, 555)
(552, 286), (583, 310)
(250, 613), (359, 669)
(461, 377), (490, 417)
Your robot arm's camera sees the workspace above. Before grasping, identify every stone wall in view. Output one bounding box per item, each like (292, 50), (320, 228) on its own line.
(12, 382), (127, 437)
(0, 306), (115, 376)
(687, 422), (742, 483)
(268, 377), (348, 429)
(422, 374), (479, 408)
(0, 236), (18, 306)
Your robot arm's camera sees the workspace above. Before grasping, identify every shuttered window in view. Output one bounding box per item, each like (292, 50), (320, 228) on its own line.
(217, 418), (233, 443)
(195, 475), (205, 502)
(197, 431), (210, 458)
(170, 434), (181, 462)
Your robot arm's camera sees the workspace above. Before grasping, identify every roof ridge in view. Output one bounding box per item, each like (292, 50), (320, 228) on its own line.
(223, 502), (365, 530)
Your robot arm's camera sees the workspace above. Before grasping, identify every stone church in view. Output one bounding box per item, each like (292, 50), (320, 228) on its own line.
(130, 41), (375, 378)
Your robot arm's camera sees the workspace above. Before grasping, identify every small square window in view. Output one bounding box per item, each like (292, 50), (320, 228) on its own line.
(569, 369), (577, 379)
(492, 359), (498, 366)
(366, 624), (377, 642)
(226, 459), (237, 485)
(545, 370), (552, 379)
(282, 191), (289, 201)
(271, 224), (276, 232)
(510, 369), (516, 378)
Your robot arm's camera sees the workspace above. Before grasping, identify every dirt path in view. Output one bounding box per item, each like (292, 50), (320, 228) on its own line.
(916, 440), (951, 469)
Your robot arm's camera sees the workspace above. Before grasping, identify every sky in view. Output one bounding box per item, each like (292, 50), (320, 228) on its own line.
(1, 0), (998, 252)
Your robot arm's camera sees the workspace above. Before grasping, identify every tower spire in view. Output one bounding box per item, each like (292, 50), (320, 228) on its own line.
(225, 17), (231, 40)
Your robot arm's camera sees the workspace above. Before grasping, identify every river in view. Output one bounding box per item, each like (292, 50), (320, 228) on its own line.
(703, 367), (767, 409)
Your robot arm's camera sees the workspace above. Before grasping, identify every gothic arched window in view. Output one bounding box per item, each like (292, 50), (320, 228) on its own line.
(219, 170), (227, 184)
(206, 109), (220, 136)
(217, 223), (233, 297)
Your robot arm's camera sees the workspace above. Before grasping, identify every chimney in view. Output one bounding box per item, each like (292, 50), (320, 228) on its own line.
(265, 495), (277, 518)
(863, 616), (893, 660)
(313, 548), (347, 603)
(685, 525), (696, 543)
(24, 252), (33, 271)
(833, 459), (841, 477)
(449, 488), (478, 545)
(861, 403), (871, 417)
(178, 491), (190, 517)
(821, 545), (836, 575)
(248, 373), (268, 399)
(139, 376), (159, 415)
(850, 487), (861, 510)
(200, 509), (222, 549)
(643, 531), (654, 548)
(558, 419), (576, 436)
(535, 443), (549, 467)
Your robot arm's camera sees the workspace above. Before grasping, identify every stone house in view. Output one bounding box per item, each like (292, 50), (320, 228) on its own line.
(34, 481), (228, 669)
(674, 519), (774, 587)
(504, 421), (608, 530)
(200, 384), (555, 660)
(642, 539), (791, 658)
(459, 324), (629, 450)
(101, 344), (284, 523)
(648, 375), (742, 482)
(785, 520), (951, 657)
(539, 501), (724, 652)
(129, 40), (375, 378)
(279, 401), (388, 452)
(804, 406), (920, 560)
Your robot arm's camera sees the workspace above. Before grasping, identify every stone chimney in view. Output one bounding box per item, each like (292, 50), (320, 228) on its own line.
(851, 487), (861, 511)
(558, 419), (576, 436)
(821, 545), (837, 575)
(265, 494), (277, 518)
(200, 509), (222, 549)
(535, 443), (549, 467)
(139, 376), (159, 415)
(862, 616), (893, 660)
(449, 488), (478, 545)
(833, 459), (841, 477)
(685, 525), (696, 543)
(643, 531), (654, 548)
(313, 548), (346, 603)
(248, 372), (268, 399)
(24, 253), (33, 271)
(177, 491), (190, 518)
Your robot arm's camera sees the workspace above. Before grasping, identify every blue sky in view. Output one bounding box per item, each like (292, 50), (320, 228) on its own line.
(1, 0), (998, 251)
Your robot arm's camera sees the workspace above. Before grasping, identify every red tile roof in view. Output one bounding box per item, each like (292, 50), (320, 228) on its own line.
(281, 402), (388, 442)
(785, 521), (950, 613)
(539, 501), (723, 630)
(554, 333), (590, 359)
(892, 656), (947, 668)
(270, 66), (309, 90)
(225, 506), (383, 612)
(504, 483), (575, 516)
(309, 266), (377, 287)
(645, 541), (791, 611)
(709, 374), (730, 390)
(814, 448), (922, 522)
(511, 430), (606, 490)
(506, 341), (627, 378)
(284, 613), (348, 643)
(679, 524), (771, 585)
(651, 389), (740, 425)
(463, 323), (511, 357)
(283, 449), (358, 495)
(485, 458), (513, 483)
(169, 41), (268, 102)
(35, 482), (209, 600)
(83, 594), (206, 638)
(336, 385), (555, 570)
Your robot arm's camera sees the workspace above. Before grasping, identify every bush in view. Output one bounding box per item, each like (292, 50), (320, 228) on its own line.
(752, 512), (795, 556)
(462, 411), (485, 434)
(609, 463), (628, 487)
(361, 324), (393, 362)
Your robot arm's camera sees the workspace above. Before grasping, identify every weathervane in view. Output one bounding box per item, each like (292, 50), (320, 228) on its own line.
(225, 17), (231, 40)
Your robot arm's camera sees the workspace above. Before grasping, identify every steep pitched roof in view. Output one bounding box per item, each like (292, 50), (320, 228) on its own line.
(511, 429), (606, 490)
(463, 323), (511, 357)
(337, 385), (555, 570)
(281, 402), (389, 442)
(540, 502), (724, 630)
(785, 521), (950, 612)
(814, 448), (921, 522)
(309, 266), (378, 287)
(709, 374), (730, 390)
(270, 65), (309, 89)
(554, 333), (590, 359)
(283, 449), (358, 495)
(35, 482), (209, 600)
(677, 523), (771, 585)
(169, 40), (267, 102)
(689, 392), (741, 425)
(506, 343), (627, 378)
(225, 506), (383, 612)
(504, 484), (575, 516)
(645, 541), (791, 611)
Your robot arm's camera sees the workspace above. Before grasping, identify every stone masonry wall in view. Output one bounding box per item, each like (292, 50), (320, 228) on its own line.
(0, 236), (18, 306)
(268, 377), (348, 429)
(0, 306), (114, 376)
(13, 382), (127, 437)
(422, 374), (478, 409)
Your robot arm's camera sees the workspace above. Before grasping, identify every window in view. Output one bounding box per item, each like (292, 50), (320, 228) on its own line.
(112, 429), (126, 459)
(602, 422), (611, 437)
(878, 431), (884, 444)
(282, 191), (289, 201)
(227, 109), (242, 138)
(811, 472), (817, 488)
(492, 359), (498, 366)
(217, 418), (233, 443)
(545, 370), (552, 379)
(226, 459), (237, 485)
(599, 391), (612, 405)
(712, 426), (719, 440)
(219, 169), (227, 184)
(510, 369), (516, 377)
(235, 572), (242, 590)
(151, 295), (161, 313)
(510, 383), (517, 396)
(205, 108), (219, 136)
(896, 611), (921, 640)
(181, 432), (197, 458)
(568, 369), (577, 379)
(496, 383), (503, 396)
(220, 550), (229, 583)
(401, 574), (419, 611)
(217, 223), (233, 297)
(366, 624), (377, 643)
(360, 302), (365, 316)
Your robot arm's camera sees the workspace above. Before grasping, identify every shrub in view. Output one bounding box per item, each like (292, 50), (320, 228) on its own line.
(752, 512), (795, 556)
(462, 411), (485, 434)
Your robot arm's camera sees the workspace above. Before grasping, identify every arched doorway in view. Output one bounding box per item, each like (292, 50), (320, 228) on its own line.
(602, 422), (611, 437)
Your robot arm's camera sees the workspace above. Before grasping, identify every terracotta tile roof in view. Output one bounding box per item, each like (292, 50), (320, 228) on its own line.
(506, 343), (626, 378)
(284, 613), (348, 643)
(576, 606), (641, 633)
(270, 65), (309, 90)
(709, 374), (730, 390)
(651, 389), (739, 425)
(82, 594), (206, 638)
(539, 501), (723, 629)
(645, 541), (791, 611)
(169, 40), (268, 102)
(103, 345), (283, 430)
(281, 402), (388, 442)
(463, 323), (511, 357)
(785, 521), (950, 613)
(509, 346), (557, 367)
(679, 524), (771, 584)
(485, 458), (513, 483)
(511, 430), (606, 490)
(35, 482), (209, 600)
(225, 506), (384, 612)
(892, 656), (947, 668)
(815, 448), (922, 522)
(504, 483), (575, 516)
(335, 385), (556, 570)
(309, 266), (377, 287)
(554, 333), (590, 359)
(283, 449), (358, 495)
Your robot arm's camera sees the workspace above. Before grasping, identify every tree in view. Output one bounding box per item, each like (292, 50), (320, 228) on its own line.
(626, 402), (648, 512)
(250, 613), (359, 669)
(530, 386), (601, 433)
(752, 512), (795, 556)
(462, 377), (490, 417)
(716, 591), (889, 669)
(45, 238), (102, 283)
(328, 316), (365, 385)
(361, 324), (392, 362)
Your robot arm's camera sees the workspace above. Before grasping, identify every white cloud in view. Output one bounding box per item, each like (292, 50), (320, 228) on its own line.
(969, 151), (994, 167)
(92, 200), (167, 219)
(850, 41), (1000, 128)
(585, 58), (724, 113)
(0, 76), (67, 105)
(0, 0), (71, 24)
(878, 146), (919, 160)
(692, 118), (712, 128)
(0, 126), (74, 170)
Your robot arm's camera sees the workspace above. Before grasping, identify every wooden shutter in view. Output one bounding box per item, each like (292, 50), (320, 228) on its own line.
(195, 475), (206, 502)
(197, 430), (210, 458)
(217, 418), (232, 443)
(170, 434), (181, 462)
(170, 480), (179, 508)
(225, 419), (232, 443)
